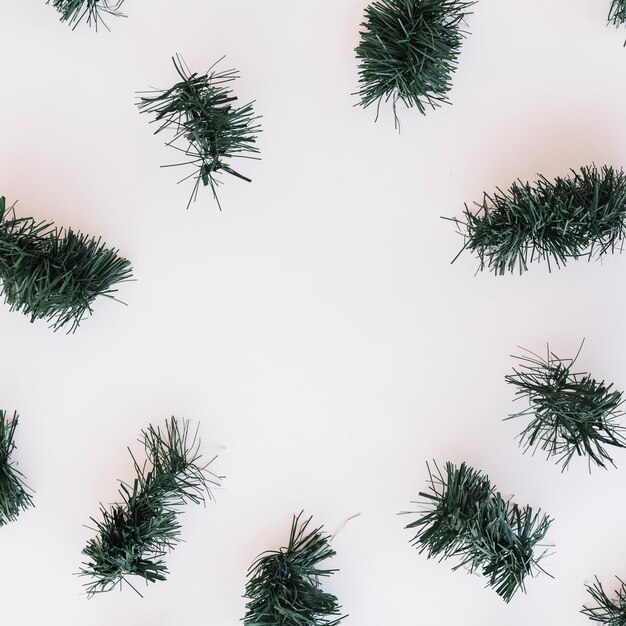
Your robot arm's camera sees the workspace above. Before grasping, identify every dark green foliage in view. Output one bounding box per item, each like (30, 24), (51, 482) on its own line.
(505, 344), (626, 471)
(243, 513), (346, 626)
(0, 197), (132, 332)
(0, 411), (34, 527)
(79, 416), (220, 596)
(137, 56), (261, 210)
(582, 576), (626, 624)
(448, 165), (626, 274)
(609, 1), (626, 28)
(47, 0), (125, 29)
(355, 0), (475, 126)
(404, 461), (552, 602)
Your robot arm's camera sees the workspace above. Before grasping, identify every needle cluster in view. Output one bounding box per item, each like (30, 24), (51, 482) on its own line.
(609, 1), (626, 28)
(0, 197), (132, 332)
(47, 0), (125, 29)
(505, 344), (626, 471)
(0, 411), (34, 527)
(449, 165), (626, 274)
(355, 0), (475, 126)
(582, 576), (626, 625)
(243, 513), (346, 626)
(404, 461), (552, 602)
(79, 416), (220, 596)
(138, 56), (261, 210)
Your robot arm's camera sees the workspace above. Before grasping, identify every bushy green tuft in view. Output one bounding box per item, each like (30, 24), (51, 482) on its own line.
(448, 165), (626, 274)
(47, 0), (125, 29)
(505, 343), (626, 471)
(79, 417), (221, 596)
(355, 0), (475, 126)
(243, 513), (346, 626)
(404, 461), (552, 602)
(582, 576), (626, 625)
(138, 56), (261, 210)
(609, 0), (626, 27)
(0, 197), (132, 332)
(0, 411), (33, 527)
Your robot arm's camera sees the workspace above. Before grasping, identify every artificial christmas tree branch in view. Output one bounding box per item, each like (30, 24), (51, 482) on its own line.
(609, 1), (626, 29)
(355, 0), (475, 127)
(79, 416), (220, 596)
(447, 165), (626, 274)
(505, 343), (626, 471)
(582, 576), (626, 624)
(47, 0), (125, 29)
(137, 55), (261, 210)
(0, 411), (34, 527)
(403, 461), (552, 602)
(243, 512), (346, 626)
(0, 197), (132, 332)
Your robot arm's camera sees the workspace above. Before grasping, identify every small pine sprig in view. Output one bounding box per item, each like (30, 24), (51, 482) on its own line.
(404, 460), (493, 559)
(243, 512), (346, 626)
(354, 0), (475, 127)
(0, 411), (34, 527)
(609, 1), (626, 28)
(0, 197), (133, 332)
(137, 55), (261, 210)
(459, 493), (552, 603)
(505, 343), (626, 471)
(403, 461), (552, 602)
(582, 576), (626, 625)
(79, 416), (221, 596)
(47, 0), (125, 29)
(447, 165), (626, 274)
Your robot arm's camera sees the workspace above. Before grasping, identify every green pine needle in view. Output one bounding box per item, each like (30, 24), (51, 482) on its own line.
(137, 55), (261, 210)
(505, 343), (626, 471)
(582, 576), (626, 625)
(0, 411), (34, 527)
(47, 0), (125, 29)
(0, 197), (133, 333)
(354, 0), (475, 127)
(403, 461), (552, 602)
(79, 416), (221, 597)
(447, 165), (626, 274)
(609, 1), (626, 28)
(243, 512), (346, 626)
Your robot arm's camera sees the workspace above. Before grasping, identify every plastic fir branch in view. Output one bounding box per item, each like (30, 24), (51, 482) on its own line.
(79, 416), (221, 596)
(137, 55), (261, 210)
(0, 197), (132, 333)
(505, 343), (626, 471)
(609, 1), (626, 29)
(243, 512), (346, 626)
(582, 576), (626, 625)
(355, 0), (475, 127)
(403, 461), (552, 602)
(447, 165), (626, 274)
(0, 411), (34, 527)
(47, 0), (125, 29)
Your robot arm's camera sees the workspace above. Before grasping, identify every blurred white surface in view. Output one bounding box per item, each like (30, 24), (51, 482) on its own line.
(1, 1), (626, 624)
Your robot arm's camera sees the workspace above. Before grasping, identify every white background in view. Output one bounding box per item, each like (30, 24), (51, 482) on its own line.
(1, 1), (626, 624)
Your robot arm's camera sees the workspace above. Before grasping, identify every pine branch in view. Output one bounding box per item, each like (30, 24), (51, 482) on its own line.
(582, 576), (626, 625)
(243, 512), (346, 626)
(505, 343), (626, 471)
(354, 0), (475, 127)
(47, 0), (125, 29)
(0, 197), (133, 332)
(609, 1), (626, 28)
(0, 411), (34, 527)
(447, 165), (626, 274)
(79, 416), (221, 596)
(403, 461), (552, 602)
(137, 55), (261, 210)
